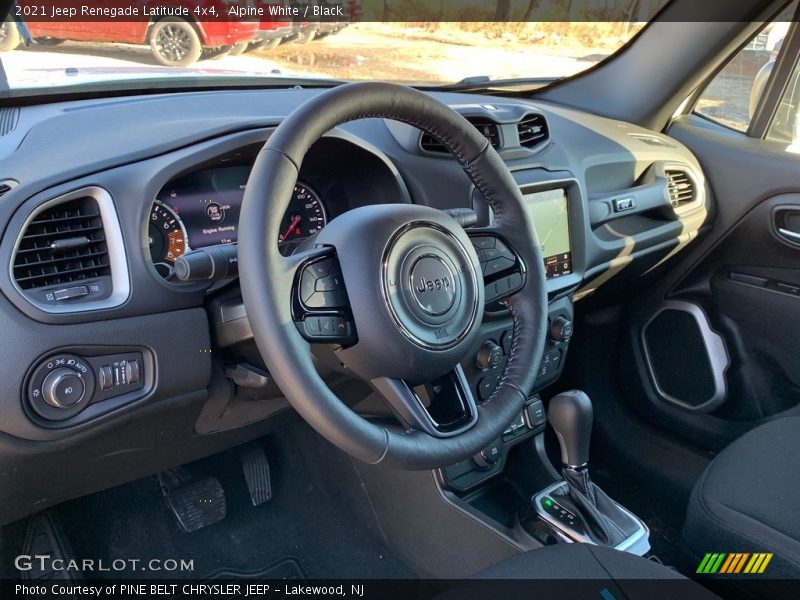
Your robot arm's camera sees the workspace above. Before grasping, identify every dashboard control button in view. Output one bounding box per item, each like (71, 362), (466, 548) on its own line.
(53, 285), (90, 301)
(473, 439), (503, 469)
(125, 360), (141, 385)
(476, 340), (503, 371)
(526, 399), (546, 427)
(42, 368), (85, 408)
(99, 365), (113, 390)
(550, 317), (574, 342)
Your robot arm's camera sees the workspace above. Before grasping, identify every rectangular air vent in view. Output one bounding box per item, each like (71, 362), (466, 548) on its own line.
(666, 169), (696, 208)
(420, 117), (501, 153)
(13, 196), (110, 290)
(517, 113), (549, 149)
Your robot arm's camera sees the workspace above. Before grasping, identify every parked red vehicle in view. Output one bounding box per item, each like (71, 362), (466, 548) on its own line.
(246, 0), (293, 53)
(2, 0), (261, 67)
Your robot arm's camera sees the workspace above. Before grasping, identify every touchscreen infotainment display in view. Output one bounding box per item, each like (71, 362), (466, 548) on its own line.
(522, 188), (572, 279)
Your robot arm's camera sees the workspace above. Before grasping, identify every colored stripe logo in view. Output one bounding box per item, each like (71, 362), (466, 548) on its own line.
(696, 553), (773, 574)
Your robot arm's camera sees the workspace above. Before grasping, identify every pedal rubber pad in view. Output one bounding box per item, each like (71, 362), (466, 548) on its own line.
(241, 443), (273, 506)
(164, 477), (227, 533)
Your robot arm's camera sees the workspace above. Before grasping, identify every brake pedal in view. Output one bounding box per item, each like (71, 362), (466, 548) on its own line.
(240, 443), (273, 506)
(161, 475), (227, 533)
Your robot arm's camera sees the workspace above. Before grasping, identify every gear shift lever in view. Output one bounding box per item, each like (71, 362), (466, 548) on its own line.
(548, 390), (593, 469)
(532, 389), (648, 551)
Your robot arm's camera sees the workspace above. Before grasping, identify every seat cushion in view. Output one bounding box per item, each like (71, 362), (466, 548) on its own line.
(437, 544), (716, 600)
(683, 416), (800, 579)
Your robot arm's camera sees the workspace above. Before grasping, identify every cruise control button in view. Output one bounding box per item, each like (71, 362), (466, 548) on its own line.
(304, 317), (322, 336)
(471, 236), (496, 250)
(484, 256), (516, 277)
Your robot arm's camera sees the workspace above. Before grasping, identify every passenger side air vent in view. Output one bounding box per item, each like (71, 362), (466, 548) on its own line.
(420, 117), (501, 153)
(517, 113), (549, 148)
(666, 169), (696, 208)
(0, 107), (20, 136)
(13, 196), (110, 290)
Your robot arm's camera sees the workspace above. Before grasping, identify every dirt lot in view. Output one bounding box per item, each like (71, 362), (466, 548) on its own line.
(3, 23), (604, 89)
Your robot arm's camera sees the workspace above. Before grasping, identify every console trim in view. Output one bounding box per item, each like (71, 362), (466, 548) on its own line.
(533, 480), (651, 556)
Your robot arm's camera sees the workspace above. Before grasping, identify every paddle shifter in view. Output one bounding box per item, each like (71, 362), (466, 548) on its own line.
(530, 390), (650, 555)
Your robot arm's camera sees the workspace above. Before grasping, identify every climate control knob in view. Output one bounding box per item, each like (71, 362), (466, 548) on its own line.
(550, 317), (574, 343)
(476, 340), (503, 371)
(41, 368), (85, 408)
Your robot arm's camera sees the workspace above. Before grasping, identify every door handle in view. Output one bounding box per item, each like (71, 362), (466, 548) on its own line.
(774, 206), (800, 248)
(778, 227), (800, 242)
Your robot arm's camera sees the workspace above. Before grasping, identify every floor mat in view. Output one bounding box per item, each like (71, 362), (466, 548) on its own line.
(49, 432), (414, 580)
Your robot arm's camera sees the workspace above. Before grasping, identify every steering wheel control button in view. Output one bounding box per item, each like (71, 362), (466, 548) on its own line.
(299, 257), (349, 310)
(410, 255), (457, 316)
(42, 368), (85, 408)
(476, 340), (503, 371)
(470, 235), (525, 304)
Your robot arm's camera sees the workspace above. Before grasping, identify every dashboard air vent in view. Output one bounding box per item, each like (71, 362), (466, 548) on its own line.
(666, 169), (696, 208)
(517, 113), (549, 148)
(420, 117), (501, 153)
(0, 107), (20, 136)
(13, 196), (110, 290)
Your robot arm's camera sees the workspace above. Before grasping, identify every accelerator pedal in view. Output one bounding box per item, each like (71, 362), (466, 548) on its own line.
(159, 469), (227, 533)
(240, 443), (273, 506)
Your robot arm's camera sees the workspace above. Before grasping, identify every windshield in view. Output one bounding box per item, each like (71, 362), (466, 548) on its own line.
(0, 1), (670, 96)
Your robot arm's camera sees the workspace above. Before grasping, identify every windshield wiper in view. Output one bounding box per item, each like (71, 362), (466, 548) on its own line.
(424, 75), (560, 94)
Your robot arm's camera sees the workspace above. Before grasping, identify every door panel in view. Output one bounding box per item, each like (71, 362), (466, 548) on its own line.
(618, 114), (800, 451)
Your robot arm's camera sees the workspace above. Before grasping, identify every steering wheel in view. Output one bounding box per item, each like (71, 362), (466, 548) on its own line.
(239, 82), (547, 470)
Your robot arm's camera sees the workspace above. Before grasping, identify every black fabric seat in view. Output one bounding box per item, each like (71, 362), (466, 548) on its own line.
(683, 416), (800, 579)
(438, 544), (717, 600)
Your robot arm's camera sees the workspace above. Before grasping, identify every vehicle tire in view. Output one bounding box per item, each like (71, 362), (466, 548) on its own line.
(228, 42), (247, 56)
(149, 17), (202, 67)
(294, 28), (316, 44)
(0, 18), (21, 52)
(202, 46), (231, 60)
(248, 38), (281, 53)
(36, 38), (65, 46)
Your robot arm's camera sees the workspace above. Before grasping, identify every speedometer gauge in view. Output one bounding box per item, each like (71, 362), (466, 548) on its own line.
(149, 200), (189, 278)
(278, 182), (327, 253)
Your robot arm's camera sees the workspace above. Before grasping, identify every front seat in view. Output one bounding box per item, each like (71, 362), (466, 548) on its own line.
(683, 416), (800, 579)
(439, 544), (717, 600)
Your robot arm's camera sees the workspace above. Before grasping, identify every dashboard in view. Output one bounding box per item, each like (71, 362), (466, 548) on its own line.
(0, 86), (711, 525)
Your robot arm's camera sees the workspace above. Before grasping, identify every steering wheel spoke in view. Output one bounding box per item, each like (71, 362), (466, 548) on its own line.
(287, 248), (358, 346)
(468, 230), (527, 304)
(371, 365), (478, 438)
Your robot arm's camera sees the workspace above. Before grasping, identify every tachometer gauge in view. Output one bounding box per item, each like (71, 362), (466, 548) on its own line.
(149, 200), (189, 278)
(278, 182), (327, 254)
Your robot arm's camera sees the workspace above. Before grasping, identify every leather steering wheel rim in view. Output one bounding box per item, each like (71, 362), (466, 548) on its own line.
(239, 82), (548, 469)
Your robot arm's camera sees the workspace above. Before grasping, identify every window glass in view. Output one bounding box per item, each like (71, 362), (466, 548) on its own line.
(695, 5), (794, 132)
